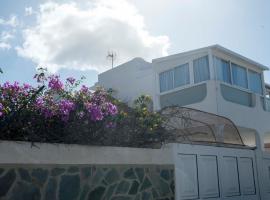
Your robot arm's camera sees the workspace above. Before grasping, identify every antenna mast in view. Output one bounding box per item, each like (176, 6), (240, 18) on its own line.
(107, 51), (116, 69)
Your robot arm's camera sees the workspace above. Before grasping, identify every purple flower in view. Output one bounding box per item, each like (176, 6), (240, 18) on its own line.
(48, 75), (64, 91)
(43, 108), (54, 119)
(3, 81), (20, 91)
(80, 85), (89, 93)
(66, 77), (76, 85)
(58, 99), (75, 122)
(3, 81), (11, 89)
(91, 91), (106, 105)
(23, 83), (31, 90)
(0, 103), (3, 117)
(106, 102), (118, 116)
(85, 103), (104, 121)
(35, 97), (45, 108)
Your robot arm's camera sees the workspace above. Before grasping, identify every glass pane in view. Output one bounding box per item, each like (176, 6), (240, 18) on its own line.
(193, 56), (210, 83)
(159, 69), (174, 92)
(214, 57), (231, 84)
(232, 63), (248, 88)
(248, 70), (262, 94)
(174, 63), (190, 87)
(161, 107), (244, 146)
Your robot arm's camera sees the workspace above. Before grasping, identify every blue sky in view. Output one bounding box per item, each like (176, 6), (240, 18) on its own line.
(0, 0), (270, 86)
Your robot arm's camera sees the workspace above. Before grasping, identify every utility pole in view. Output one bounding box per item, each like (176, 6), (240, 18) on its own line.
(107, 51), (116, 69)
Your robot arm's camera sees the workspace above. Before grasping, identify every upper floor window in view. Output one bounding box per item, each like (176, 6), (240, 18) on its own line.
(248, 70), (262, 94)
(159, 69), (173, 92)
(174, 63), (190, 88)
(232, 63), (248, 89)
(193, 56), (210, 83)
(159, 63), (189, 92)
(214, 57), (231, 84)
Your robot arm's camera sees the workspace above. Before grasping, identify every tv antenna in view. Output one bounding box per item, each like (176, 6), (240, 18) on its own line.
(107, 51), (117, 69)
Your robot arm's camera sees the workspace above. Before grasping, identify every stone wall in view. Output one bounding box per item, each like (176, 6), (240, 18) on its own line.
(0, 165), (174, 200)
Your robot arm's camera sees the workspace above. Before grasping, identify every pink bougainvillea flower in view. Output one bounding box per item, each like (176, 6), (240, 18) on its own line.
(80, 85), (89, 94)
(66, 77), (76, 85)
(35, 97), (45, 108)
(48, 75), (64, 91)
(85, 103), (104, 121)
(0, 103), (3, 117)
(105, 102), (118, 116)
(58, 99), (75, 122)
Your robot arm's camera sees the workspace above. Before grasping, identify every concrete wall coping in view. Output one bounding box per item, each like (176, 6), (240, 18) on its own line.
(0, 140), (174, 165)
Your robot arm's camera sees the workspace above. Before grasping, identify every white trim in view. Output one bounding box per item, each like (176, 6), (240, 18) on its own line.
(0, 140), (174, 165)
(153, 44), (268, 71)
(208, 49), (215, 80)
(189, 60), (194, 84)
(213, 45), (268, 71)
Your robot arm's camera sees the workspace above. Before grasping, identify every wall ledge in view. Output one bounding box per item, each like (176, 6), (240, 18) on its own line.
(0, 140), (174, 165)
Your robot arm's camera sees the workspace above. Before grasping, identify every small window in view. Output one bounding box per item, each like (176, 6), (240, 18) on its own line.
(193, 56), (210, 83)
(248, 70), (262, 94)
(214, 57), (231, 84)
(174, 63), (190, 87)
(231, 63), (248, 89)
(159, 69), (174, 92)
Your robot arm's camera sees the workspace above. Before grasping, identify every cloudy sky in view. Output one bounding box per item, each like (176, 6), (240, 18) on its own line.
(0, 0), (270, 86)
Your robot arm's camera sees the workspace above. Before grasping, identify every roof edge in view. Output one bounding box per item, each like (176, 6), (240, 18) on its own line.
(152, 44), (269, 71)
(212, 44), (269, 71)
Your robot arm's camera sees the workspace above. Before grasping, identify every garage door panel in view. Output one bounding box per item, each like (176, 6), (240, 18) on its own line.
(221, 156), (241, 197)
(238, 157), (256, 195)
(198, 155), (220, 198)
(177, 154), (199, 199)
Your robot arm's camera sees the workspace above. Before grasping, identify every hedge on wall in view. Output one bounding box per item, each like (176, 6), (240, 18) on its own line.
(0, 68), (167, 148)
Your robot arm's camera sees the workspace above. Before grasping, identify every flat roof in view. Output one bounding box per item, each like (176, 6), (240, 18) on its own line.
(153, 44), (269, 71)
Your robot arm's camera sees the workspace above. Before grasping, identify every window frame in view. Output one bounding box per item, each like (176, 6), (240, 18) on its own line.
(159, 63), (190, 93)
(248, 69), (263, 95)
(193, 55), (210, 84)
(159, 69), (174, 93)
(231, 63), (248, 89)
(174, 63), (190, 88)
(213, 55), (264, 96)
(214, 56), (232, 84)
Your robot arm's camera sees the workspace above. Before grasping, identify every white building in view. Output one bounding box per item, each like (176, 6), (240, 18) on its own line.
(97, 45), (270, 150)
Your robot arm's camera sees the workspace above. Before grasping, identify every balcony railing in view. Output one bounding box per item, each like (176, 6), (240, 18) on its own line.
(220, 83), (255, 107)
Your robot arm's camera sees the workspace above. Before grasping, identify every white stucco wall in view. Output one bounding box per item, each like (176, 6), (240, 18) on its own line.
(0, 140), (174, 165)
(96, 45), (270, 149)
(98, 58), (154, 106)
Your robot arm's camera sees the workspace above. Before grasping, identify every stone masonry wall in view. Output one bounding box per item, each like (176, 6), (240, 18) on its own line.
(0, 165), (174, 200)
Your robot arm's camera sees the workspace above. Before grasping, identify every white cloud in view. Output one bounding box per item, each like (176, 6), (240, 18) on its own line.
(1, 31), (14, 41)
(0, 31), (15, 51)
(0, 15), (19, 27)
(25, 7), (35, 16)
(16, 0), (170, 73)
(0, 42), (11, 50)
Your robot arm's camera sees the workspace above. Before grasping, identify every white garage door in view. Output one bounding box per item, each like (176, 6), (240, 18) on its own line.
(174, 144), (259, 200)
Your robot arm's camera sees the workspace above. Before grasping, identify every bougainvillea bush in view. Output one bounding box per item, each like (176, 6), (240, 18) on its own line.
(0, 70), (166, 147)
